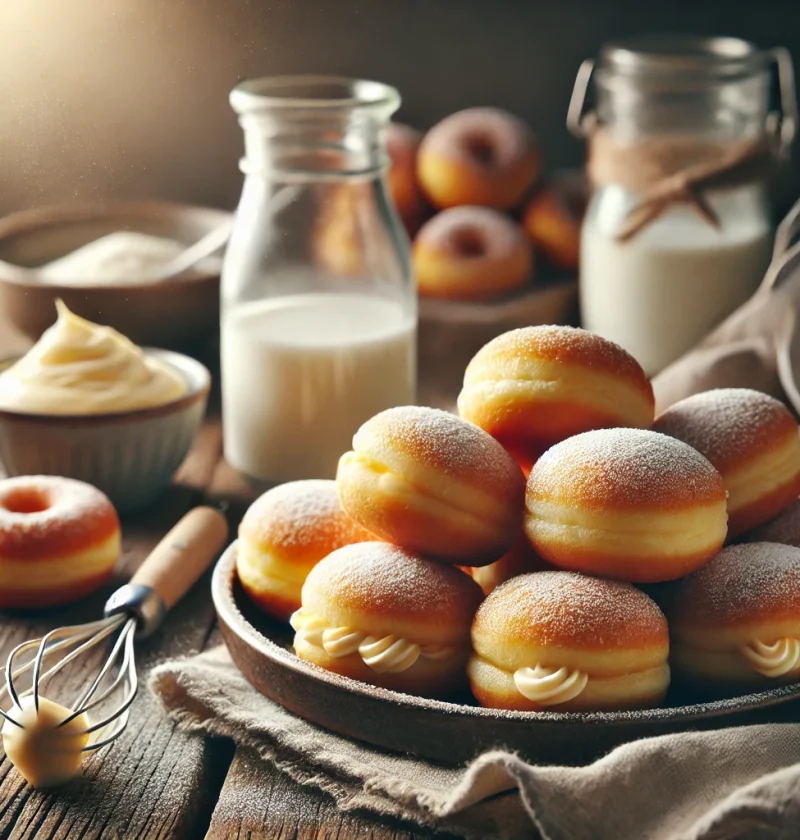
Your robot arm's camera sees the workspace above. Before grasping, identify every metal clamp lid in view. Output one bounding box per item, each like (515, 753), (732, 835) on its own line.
(567, 43), (797, 157)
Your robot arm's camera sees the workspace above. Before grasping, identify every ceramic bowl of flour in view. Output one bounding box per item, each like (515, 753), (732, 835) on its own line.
(0, 201), (232, 352)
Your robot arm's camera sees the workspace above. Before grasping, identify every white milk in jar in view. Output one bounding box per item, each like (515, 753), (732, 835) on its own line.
(568, 36), (795, 375)
(222, 293), (415, 482)
(222, 76), (417, 483)
(580, 184), (772, 375)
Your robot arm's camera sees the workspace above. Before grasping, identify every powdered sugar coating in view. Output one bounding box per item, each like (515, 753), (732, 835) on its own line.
(303, 541), (483, 626)
(526, 428), (725, 512)
(415, 206), (530, 260)
(654, 389), (798, 473)
(420, 107), (536, 172)
(464, 325), (654, 401)
(474, 571), (668, 649)
(239, 479), (372, 555)
(0, 474), (119, 559)
(669, 542), (800, 627)
(748, 499), (800, 547)
(355, 405), (524, 495)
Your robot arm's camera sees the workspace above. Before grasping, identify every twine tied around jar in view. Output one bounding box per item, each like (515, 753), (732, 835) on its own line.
(586, 127), (773, 242)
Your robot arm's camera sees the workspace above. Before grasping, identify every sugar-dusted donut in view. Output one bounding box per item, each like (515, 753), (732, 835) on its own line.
(413, 207), (533, 300)
(468, 533), (550, 595)
(336, 406), (526, 566)
(524, 428), (728, 582)
(417, 108), (540, 210)
(654, 389), (800, 539)
(458, 326), (655, 471)
(667, 542), (800, 688)
(291, 542), (484, 696)
(0, 476), (120, 608)
(237, 479), (374, 622)
(747, 498), (800, 547)
(468, 571), (670, 711)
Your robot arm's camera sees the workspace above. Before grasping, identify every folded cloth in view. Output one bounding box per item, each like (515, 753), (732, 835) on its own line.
(150, 646), (800, 840)
(653, 199), (800, 415)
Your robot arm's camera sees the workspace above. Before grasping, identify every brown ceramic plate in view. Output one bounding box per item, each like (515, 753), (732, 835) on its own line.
(213, 542), (800, 766)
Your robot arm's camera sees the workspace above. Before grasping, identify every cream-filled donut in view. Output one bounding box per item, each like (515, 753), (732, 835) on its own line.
(291, 542), (484, 696)
(524, 428), (728, 582)
(237, 479), (374, 622)
(468, 533), (550, 596)
(413, 207), (533, 301)
(654, 389), (800, 539)
(747, 499), (800, 547)
(0, 476), (121, 609)
(458, 326), (655, 471)
(468, 572), (670, 711)
(667, 542), (800, 688)
(337, 406), (526, 566)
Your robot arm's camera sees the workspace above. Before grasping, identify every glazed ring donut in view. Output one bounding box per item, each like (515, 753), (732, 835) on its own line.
(468, 572), (670, 711)
(0, 476), (121, 609)
(458, 326), (655, 471)
(666, 542), (800, 689)
(336, 406), (526, 566)
(654, 389), (800, 539)
(413, 207), (533, 301)
(237, 479), (373, 622)
(292, 542), (484, 697)
(524, 428), (728, 582)
(417, 107), (540, 210)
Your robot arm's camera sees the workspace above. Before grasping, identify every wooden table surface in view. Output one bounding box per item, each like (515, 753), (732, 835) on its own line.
(0, 321), (443, 840)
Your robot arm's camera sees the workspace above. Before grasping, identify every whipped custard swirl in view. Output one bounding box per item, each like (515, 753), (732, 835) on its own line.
(740, 638), (800, 678)
(290, 609), (455, 674)
(513, 664), (588, 706)
(0, 300), (187, 415)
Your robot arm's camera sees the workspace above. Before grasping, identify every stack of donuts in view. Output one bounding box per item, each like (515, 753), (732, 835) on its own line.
(383, 109), (583, 301)
(236, 324), (800, 711)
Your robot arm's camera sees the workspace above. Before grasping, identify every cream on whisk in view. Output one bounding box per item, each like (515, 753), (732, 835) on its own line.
(0, 301), (186, 415)
(1, 695), (90, 788)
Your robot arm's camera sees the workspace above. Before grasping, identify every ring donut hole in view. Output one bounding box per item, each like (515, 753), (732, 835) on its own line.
(463, 131), (497, 168)
(451, 225), (488, 259)
(1, 487), (51, 514)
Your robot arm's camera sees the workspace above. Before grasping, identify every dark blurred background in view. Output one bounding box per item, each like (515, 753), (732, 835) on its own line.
(1, 0), (799, 213)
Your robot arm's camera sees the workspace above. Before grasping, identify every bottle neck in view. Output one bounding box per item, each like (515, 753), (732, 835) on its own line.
(238, 112), (389, 180)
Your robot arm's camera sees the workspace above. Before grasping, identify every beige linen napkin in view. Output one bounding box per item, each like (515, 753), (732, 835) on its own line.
(150, 646), (800, 840)
(653, 199), (800, 415)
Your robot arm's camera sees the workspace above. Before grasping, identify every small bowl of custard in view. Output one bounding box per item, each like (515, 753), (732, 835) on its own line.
(0, 302), (210, 512)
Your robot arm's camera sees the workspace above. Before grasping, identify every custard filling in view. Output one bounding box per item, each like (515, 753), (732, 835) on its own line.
(513, 664), (588, 705)
(290, 608), (455, 674)
(740, 638), (800, 678)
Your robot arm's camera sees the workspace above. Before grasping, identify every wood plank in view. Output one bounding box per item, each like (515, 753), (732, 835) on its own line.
(0, 485), (229, 839)
(204, 746), (454, 840)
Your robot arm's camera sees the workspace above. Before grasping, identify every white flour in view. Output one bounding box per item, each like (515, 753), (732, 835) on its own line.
(39, 231), (221, 285)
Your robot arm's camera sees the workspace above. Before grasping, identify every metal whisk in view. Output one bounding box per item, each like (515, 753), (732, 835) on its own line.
(0, 506), (228, 759)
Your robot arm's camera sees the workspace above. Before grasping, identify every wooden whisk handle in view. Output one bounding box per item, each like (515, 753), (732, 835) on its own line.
(130, 506), (229, 612)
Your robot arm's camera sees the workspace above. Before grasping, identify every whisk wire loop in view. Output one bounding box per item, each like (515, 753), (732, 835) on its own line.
(1, 613), (131, 736)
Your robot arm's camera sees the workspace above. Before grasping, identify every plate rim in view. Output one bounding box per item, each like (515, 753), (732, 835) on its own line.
(212, 541), (800, 727)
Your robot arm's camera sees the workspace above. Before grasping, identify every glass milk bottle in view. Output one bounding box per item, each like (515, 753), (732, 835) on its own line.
(222, 76), (417, 483)
(569, 36), (797, 376)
